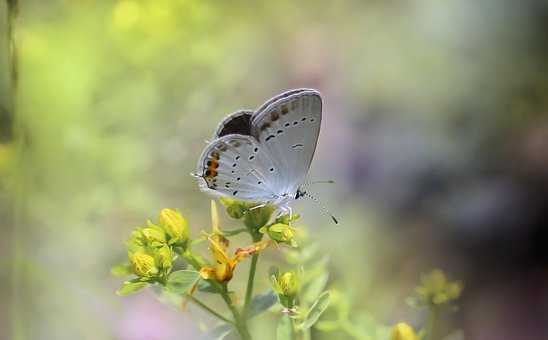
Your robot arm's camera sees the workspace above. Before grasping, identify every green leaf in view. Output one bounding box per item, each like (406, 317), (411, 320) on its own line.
(165, 270), (200, 294)
(277, 315), (295, 340)
(111, 263), (133, 277)
(301, 291), (330, 330)
(197, 279), (218, 293)
(315, 320), (340, 332)
(116, 280), (148, 296)
(222, 228), (248, 236)
(303, 272), (329, 304)
(248, 290), (278, 318)
(202, 324), (234, 340)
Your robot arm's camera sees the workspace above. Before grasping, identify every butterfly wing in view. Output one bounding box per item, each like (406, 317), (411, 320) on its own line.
(214, 110), (253, 138)
(196, 134), (278, 201)
(250, 89), (322, 196)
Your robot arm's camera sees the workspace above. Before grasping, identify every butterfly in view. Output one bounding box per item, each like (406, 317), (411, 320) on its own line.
(195, 89), (336, 223)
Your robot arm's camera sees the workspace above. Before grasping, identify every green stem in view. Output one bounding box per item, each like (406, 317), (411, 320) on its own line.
(425, 305), (439, 340)
(243, 231), (262, 316)
(219, 286), (251, 340)
(182, 250), (251, 340)
(188, 295), (233, 324)
(243, 253), (259, 315)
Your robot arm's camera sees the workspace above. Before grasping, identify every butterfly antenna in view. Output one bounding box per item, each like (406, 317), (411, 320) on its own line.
(302, 180), (335, 187)
(302, 190), (339, 225)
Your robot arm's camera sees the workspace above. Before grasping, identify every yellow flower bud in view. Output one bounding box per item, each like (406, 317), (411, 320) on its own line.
(129, 252), (158, 277)
(159, 209), (189, 247)
(390, 323), (418, 340)
(279, 271), (298, 298)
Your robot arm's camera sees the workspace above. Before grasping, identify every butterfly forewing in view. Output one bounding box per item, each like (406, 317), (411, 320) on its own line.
(196, 134), (278, 201)
(250, 89), (322, 196)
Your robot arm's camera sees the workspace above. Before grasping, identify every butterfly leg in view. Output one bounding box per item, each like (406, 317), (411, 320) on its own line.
(249, 203), (267, 211)
(287, 206), (293, 225)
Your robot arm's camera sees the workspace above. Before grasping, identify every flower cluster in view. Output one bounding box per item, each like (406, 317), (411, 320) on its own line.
(112, 200), (464, 340)
(410, 269), (463, 307)
(125, 209), (189, 282)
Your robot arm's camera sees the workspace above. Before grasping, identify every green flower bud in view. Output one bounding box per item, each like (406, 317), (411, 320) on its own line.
(159, 209), (189, 247)
(272, 271), (299, 308)
(275, 213), (300, 225)
(129, 251), (158, 278)
(220, 197), (246, 219)
(265, 223), (297, 247)
(155, 245), (173, 272)
(279, 271), (298, 298)
(244, 205), (274, 230)
(141, 225), (166, 245)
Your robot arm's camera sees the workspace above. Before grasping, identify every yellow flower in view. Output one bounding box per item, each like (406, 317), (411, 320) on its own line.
(129, 251), (158, 277)
(390, 323), (418, 340)
(199, 201), (270, 283)
(159, 208), (189, 247)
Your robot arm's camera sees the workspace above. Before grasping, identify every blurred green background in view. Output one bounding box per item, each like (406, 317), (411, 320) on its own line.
(2, 0), (548, 339)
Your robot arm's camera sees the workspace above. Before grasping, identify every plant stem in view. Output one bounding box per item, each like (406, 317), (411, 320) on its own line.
(188, 295), (233, 324)
(219, 287), (251, 340)
(244, 252), (259, 315)
(182, 250), (251, 340)
(425, 305), (439, 340)
(243, 231), (262, 317)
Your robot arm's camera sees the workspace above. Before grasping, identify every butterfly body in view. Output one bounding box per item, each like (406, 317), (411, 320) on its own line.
(196, 89), (322, 213)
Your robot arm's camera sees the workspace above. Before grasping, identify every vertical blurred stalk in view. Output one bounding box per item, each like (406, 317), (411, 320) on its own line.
(6, 0), (23, 339)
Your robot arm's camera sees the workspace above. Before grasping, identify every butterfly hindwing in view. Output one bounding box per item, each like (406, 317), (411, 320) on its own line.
(250, 89), (322, 196)
(196, 134), (277, 201)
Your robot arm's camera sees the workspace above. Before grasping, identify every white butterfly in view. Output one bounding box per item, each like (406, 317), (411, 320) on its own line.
(195, 89), (336, 222)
